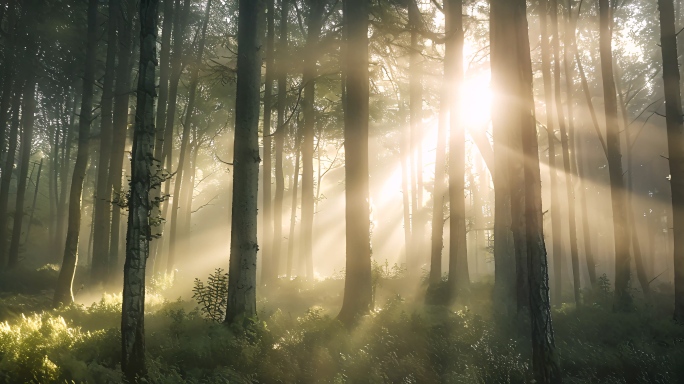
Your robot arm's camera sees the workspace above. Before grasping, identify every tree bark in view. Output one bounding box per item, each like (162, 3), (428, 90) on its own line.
(337, 0), (372, 326)
(657, 0), (684, 321)
(598, 0), (631, 310)
(286, 128), (301, 279)
(54, 0), (99, 306)
(122, 0), (159, 379)
(91, 0), (119, 283)
(25, 158), (43, 241)
(224, 0), (263, 325)
(0, 0), (16, 164)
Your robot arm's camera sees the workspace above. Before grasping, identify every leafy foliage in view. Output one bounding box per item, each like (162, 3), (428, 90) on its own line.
(192, 268), (229, 323)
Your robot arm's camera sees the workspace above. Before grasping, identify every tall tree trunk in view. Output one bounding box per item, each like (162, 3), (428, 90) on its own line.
(261, 0), (276, 284)
(541, 0), (562, 305)
(0, 0), (16, 164)
(559, 0), (581, 305)
(657, 0), (684, 321)
(108, 0), (135, 277)
(159, 0), (192, 259)
(493, 0), (564, 379)
(598, 0), (631, 310)
(167, 0), (212, 271)
(54, 0), (98, 306)
(91, 0), (119, 283)
(273, 0), (289, 279)
(445, 0), (469, 298)
(408, 0), (424, 274)
(286, 135), (300, 279)
(0, 80), (22, 268)
(149, 0), (176, 262)
(122, 0), (159, 379)
(337, 0), (372, 326)
(56, 93), (76, 256)
(25, 158), (43, 241)
(224, 0), (263, 325)
(300, 0), (325, 281)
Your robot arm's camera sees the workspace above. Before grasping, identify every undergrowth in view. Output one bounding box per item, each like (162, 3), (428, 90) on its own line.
(1, 269), (684, 383)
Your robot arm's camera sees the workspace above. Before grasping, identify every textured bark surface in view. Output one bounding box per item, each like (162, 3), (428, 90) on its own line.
(121, 0), (159, 379)
(657, 0), (684, 322)
(224, 0), (263, 325)
(300, 0), (325, 281)
(0, 78), (22, 268)
(598, 0), (631, 310)
(337, 0), (372, 326)
(445, 0), (469, 298)
(91, 0), (119, 283)
(54, 0), (98, 306)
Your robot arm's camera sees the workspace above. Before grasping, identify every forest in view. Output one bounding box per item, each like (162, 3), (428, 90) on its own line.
(1, 0), (684, 382)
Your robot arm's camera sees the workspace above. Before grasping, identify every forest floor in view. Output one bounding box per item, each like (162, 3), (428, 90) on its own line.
(1, 264), (683, 383)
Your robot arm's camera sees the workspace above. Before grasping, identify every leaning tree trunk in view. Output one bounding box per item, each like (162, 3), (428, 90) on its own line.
(261, 0), (275, 284)
(224, 0), (263, 325)
(121, 0), (159, 379)
(598, 0), (632, 311)
(445, 0), (469, 299)
(657, 0), (684, 322)
(300, 0), (325, 281)
(273, 0), (289, 279)
(337, 0), (372, 327)
(54, 0), (98, 306)
(91, 0), (119, 283)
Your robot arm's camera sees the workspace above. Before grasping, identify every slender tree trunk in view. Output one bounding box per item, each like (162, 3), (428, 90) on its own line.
(0, 0), (16, 163)
(261, 0), (276, 284)
(300, 0), (325, 281)
(167, 0), (212, 271)
(0, 80), (22, 268)
(25, 158), (43, 241)
(149, 0), (176, 262)
(8, 42), (38, 268)
(445, 0), (469, 298)
(286, 134), (300, 279)
(657, 0), (684, 321)
(224, 0), (263, 325)
(54, 0), (98, 306)
(108, 0), (135, 277)
(273, 0), (289, 279)
(337, 0), (372, 327)
(401, 99), (412, 267)
(56, 93), (76, 256)
(542, 0), (563, 305)
(559, 0), (581, 305)
(408, 0), (424, 274)
(122, 0), (159, 379)
(91, 0), (119, 283)
(598, 0), (631, 310)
